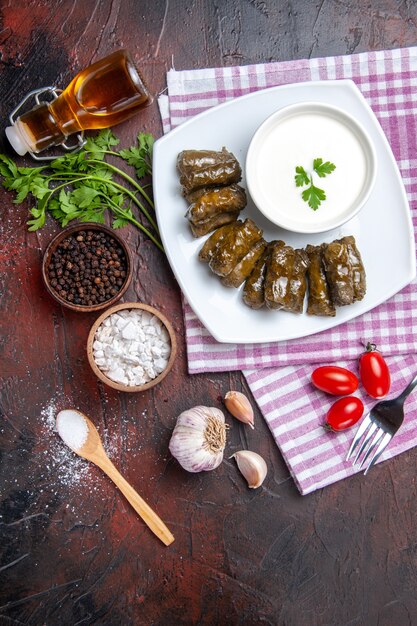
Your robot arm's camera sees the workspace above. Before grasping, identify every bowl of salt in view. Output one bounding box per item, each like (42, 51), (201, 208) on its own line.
(87, 302), (177, 392)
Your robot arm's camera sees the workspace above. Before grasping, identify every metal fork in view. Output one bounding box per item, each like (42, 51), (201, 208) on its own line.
(346, 371), (417, 474)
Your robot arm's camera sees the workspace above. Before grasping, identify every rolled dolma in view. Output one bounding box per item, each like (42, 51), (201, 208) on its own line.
(222, 238), (267, 288)
(322, 236), (366, 306)
(209, 219), (263, 278)
(306, 244), (336, 316)
(264, 243), (309, 313)
(198, 221), (241, 263)
(345, 236), (366, 302)
(190, 210), (240, 238)
(242, 241), (283, 309)
(186, 184), (247, 224)
(177, 148), (242, 193)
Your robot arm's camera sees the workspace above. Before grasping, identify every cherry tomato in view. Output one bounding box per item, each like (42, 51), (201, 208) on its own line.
(311, 366), (359, 396)
(359, 343), (391, 399)
(325, 397), (364, 432)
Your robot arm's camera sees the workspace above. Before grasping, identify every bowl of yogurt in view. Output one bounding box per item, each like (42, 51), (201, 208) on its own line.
(246, 102), (377, 234)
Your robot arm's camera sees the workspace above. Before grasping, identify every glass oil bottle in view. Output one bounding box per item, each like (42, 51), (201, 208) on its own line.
(6, 49), (152, 158)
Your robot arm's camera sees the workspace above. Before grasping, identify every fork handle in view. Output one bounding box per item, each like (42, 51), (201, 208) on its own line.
(397, 371), (417, 403)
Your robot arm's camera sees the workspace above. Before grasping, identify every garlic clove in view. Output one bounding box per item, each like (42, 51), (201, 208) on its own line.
(224, 391), (254, 429)
(231, 450), (267, 488)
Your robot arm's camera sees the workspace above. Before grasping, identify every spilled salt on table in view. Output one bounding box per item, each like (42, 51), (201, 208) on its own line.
(56, 409), (89, 450)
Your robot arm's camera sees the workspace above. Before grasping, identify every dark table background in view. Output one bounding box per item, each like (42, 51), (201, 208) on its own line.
(1, 1), (417, 625)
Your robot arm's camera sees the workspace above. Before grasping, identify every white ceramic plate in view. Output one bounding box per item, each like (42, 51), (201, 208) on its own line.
(153, 80), (415, 344)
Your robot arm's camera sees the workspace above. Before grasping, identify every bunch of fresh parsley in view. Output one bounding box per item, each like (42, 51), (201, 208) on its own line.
(295, 158), (336, 210)
(0, 129), (163, 252)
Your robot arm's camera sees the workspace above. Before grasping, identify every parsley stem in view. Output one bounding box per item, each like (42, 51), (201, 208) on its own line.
(103, 194), (164, 253)
(88, 158), (155, 209)
(89, 150), (153, 174)
(88, 176), (159, 233)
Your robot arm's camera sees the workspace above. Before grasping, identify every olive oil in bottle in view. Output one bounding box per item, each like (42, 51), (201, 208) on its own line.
(6, 49), (152, 156)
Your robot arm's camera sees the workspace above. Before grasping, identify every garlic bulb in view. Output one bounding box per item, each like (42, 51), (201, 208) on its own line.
(224, 391), (254, 428)
(231, 450), (267, 488)
(169, 406), (227, 473)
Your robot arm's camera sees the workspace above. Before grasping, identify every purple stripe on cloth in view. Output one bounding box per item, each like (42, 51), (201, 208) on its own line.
(244, 353), (417, 494)
(159, 46), (417, 494)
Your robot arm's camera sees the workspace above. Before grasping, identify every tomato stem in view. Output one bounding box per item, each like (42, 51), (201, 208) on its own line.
(365, 342), (377, 352)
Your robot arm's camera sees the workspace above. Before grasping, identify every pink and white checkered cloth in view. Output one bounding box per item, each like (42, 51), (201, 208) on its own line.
(158, 47), (417, 494)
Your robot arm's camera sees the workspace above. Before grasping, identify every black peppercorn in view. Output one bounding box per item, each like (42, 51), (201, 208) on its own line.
(47, 229), (128, 307)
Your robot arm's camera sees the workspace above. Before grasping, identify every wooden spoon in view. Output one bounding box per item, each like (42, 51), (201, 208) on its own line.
(56, 409), (174, 546)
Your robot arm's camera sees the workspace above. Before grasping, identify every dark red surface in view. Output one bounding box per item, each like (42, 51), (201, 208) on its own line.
(2, 2), (417, 624)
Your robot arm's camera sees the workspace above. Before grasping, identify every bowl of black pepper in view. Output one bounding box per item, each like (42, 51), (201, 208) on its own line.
(42, 223), (132, 312)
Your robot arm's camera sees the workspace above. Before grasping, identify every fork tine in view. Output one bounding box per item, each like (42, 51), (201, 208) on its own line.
(363, 432), (392, 475)
(346, 414), (372, 461)
(358, 428), (385, 470)
(352, 422), (377, 465)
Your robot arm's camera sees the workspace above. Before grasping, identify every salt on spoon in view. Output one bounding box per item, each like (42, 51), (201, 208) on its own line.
(56, 409), (174, 546)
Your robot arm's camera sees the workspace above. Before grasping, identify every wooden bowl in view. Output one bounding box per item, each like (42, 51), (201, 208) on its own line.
(42, 223), (132, 313)
(87, 302), (177, 392)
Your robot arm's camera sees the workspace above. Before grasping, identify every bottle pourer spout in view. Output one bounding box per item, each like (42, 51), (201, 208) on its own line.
(5, 124), (30, 156)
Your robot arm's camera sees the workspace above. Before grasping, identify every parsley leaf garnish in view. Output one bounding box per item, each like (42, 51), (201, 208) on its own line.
(294, 157), (336, 210)
(313, 158), (336, 178)
(294, 165), (310, 187)
(0, 130), (163, 252)
(301, 180), (326, 210)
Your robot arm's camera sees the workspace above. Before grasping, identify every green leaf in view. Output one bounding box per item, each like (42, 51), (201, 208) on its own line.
(294, 165), (310, 187)
(0, 154), (18, 178)
(111, 194), (125, 208)
(71, 186), (99, 208)
(60, 203), (79, 216)
(84, 138), (105, 160)
(30, 177), (51, 199)
(37, 191), (52, 212)
(16, 166), (36, 175)
(30, 206), (43, 218)
(14, 186), (30, 203)
(313, 158), (336, 178)
(59, 189), (75, 211)
(27, 212), (46, 231)
(79, 207), (105, 224)
(302, 184), (326, 210)
(85, 129), (120, 156)
(138, 132), (154, 159)
(90, 167), (113, 181)
(50, 151), (88, 172)
(61, 214), (79, 227)
(96, 129), (120, 149)
(112, 217), (130, 229)
(9, 177), (26, 190)
(119, 146), (142, 167)
(119, 132), (154, 178)
(48, 197), (60, 210)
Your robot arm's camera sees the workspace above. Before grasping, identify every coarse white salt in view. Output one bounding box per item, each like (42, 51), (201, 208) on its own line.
(93, 308), (171, 387)
(56, 409), (89, 450)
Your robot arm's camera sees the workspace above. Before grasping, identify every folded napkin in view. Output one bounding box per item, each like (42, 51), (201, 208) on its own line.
(158, 47), (417, 494)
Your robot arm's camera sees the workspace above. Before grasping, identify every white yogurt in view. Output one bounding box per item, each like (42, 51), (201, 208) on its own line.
(247, 103), (376, 233)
